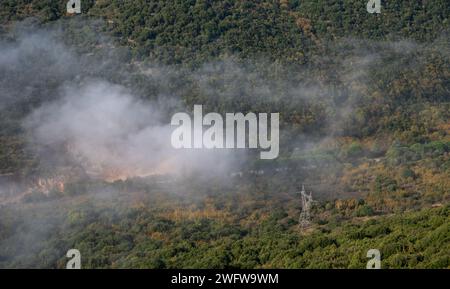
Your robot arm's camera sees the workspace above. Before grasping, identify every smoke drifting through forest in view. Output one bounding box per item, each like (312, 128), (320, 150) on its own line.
(25, 81), (232, 181)
(1, 21), (245, 184)
(0, 15), (448, 269)
(0, 19), (447, 189)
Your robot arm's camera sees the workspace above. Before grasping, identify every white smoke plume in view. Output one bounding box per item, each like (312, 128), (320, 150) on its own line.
(0, 21), (241, 182)
(24, 79), (241, 180)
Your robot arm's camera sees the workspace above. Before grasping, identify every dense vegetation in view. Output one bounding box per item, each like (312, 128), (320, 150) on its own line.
(1, 0), (449, 64)
(0, 178), (448, 269)
(0, 1), (448, 268)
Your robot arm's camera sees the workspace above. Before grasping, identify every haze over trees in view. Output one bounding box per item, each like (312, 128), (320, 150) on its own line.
(0, 0), (448, 268)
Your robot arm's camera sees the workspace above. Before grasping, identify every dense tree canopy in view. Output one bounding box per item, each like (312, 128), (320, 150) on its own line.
(0, 0), (448, 268)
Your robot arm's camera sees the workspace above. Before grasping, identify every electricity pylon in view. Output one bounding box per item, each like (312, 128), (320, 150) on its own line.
(298, 185), (313, 230)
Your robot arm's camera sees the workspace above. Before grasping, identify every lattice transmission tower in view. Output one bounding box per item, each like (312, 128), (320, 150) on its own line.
(298, 185), (313, 230)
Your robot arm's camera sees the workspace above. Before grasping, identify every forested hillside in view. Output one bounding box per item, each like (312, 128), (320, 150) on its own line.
(1, 0), (449, 63)
(0, 1), (448, 268)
